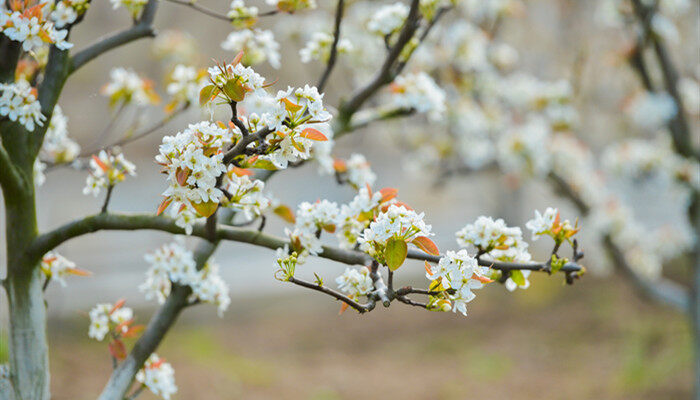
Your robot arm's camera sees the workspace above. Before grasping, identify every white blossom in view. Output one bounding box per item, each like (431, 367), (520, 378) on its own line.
(0, 79), (45, 132)
(136, 354), (178, 400)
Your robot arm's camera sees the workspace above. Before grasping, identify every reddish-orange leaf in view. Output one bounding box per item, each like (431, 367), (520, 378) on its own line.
(333, 158), (347, 173)
(91, 155), (109, 172)
(299, 128), (328, 141)
(232, 50), (245, 65)
(379, 187), (398, 203)
(176, 168), (190, 186)
(113, 318), (133, 335)
(425, 261), (432, 275)
(123, 325), (145, 339)
(108, 340), (127, 360)
(281, 97), (303, 114)
(42, 256), (58, 263)
(273, 205), (296, 224)
(365, 183), (373, 197)
(110, 299), (126, 315)
(338, 301), (349, 315)
(156, 197), (172, 216)
(472, 274), (494, 284)
(67, 267), (92, 277)
(412, 236), (440, 256)
(230, 166), (253, 177)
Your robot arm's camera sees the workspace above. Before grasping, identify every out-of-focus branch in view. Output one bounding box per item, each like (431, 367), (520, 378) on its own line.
(316, 0), (345, 92)
(629, 0), (696, 159)
(0, 36), (20, 83)
(70, 0), (159, 74)
(163, 0), (277, 22)
(338, 0), (421, 121)
(343, 106), (415, 135)
(548, 172), (690, 312)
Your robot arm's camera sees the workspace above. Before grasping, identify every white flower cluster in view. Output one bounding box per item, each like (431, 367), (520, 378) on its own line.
(83, 150), (136, 197)
(266, 0), (316, 12)
(285, 200), (339, 259)
(336, 267), (373, 298)
(345, 153), (377, 189)
(425, 250), (493, 316)
(0, 79), (45, 131)
(101, 67), (159, 107)
(227, 0), (258, 28)
(335, 187), (383, 249)
(358, 204), (433, 261)
(43, 0), (90, 28)
(299, 31), (353, 63)
(497, 117), (552, 177)
(367, 2), (408, 36)
(141, 241), (231, 316)
(110, 0), (148, 18)
(525, 207), (558, 240)
(625, 91), (677, 131)
(39, 105), (80, 163)
(152, 30), (198, 64)
(221, 29), (280, 69)
(0, 3), (73, 52)
(40, 251), (84, 287)
(156, 121), (234, 218)
(390, 72), (446, 121)
(456, 216), (531, 262)
(221, 168), (271, 219)
(241, 85), (333, 169)
(166, 64), (206, 107)
(136, 354), (178, 400)
(88, 302), (134, 341)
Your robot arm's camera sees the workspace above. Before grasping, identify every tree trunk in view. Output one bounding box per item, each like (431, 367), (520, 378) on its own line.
(3, 180), (49, 400)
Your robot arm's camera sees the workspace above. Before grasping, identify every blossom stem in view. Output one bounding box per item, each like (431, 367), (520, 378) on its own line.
(316, 0), (345, 92)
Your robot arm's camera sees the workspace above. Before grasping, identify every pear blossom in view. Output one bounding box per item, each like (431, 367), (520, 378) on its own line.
(135, 354), (178, 400)
(152, 30), (198, 64)
(525, 207), (558, 240)
(345, 153), (377, 189)
(367, 2), (408, 36)
(299, 31), (353, 63)
(1, 3), (73, 52)
(456, 216), (531, 262)
(425, 250), (493, 316)
(166, 64), (207, 107)
(266, 0), (316, 12)
(110, 0), (148, 18)
(227, 0), (259, 28)
(82, 150), (136, 197)
(40, 251), (86, 287)
(39, 105), (80, 163)
(0, 79), (45, 132)
(221, 28), (281, 68)
(101, 68), (160, 107)
(336, 267), (373, 298)
(389, 72), (446, 121)
(141, 241), (231, 316)
(358, 204), (433, 262)
(625, 91), (677, 131)
(87, 301), (135, 341)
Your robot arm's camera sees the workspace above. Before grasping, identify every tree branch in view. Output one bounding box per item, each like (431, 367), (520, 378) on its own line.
(70, 0), (159, 74)
(338, 0), (421, 121)
(27, 212), (583, 275)
(548, 172), (690, 312)
(0, 140), (26, 195)
(163, 0), (277, 22)
(316, 0), (345, 92)
(287, 276), (373, 313)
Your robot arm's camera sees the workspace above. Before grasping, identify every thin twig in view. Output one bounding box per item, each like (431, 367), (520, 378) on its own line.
(287, 276), (372, 313)
(316, 0), (345, 92)
(163, 0), (277, 22)
(101, 185), (114, 214)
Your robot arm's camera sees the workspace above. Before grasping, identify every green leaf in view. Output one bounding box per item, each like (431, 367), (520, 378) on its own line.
(510, 270), (526, 286)
(223, 80), (247, 102)
(384, 238), (408, 271)
(313, 273), (324, 286)
(199, 84), (217, 106)
(252, 158), (278, 170)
